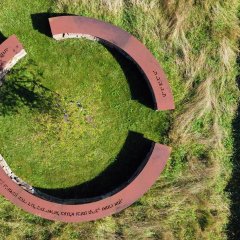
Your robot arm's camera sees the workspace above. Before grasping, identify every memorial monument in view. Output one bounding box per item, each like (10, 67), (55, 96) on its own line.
(0, 16), (175, 222)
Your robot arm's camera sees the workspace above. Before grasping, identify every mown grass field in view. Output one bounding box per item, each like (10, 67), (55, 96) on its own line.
(0, 0), (239, 239)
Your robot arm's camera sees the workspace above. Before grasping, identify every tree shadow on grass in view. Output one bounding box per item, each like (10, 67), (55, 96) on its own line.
(31, 13), (75, 38)
(31, 12), (155, 109)
(226, 54), (240, 239)
(35, 131), (154, 204)
(0, 60), (63, 117)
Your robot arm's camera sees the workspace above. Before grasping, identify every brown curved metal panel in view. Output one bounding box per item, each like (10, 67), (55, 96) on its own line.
(0, 35), (26, 80)
(0, 144), (170, 222)
(49, 16), (175, 111)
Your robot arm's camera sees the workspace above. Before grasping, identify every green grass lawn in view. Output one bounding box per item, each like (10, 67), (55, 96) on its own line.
(0, 0), (239, 239)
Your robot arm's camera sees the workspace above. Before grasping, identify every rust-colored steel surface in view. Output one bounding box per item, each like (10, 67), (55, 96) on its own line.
(0, 35), (26, 80)
(49, 16), (175, 111)
(0, 17), (174, 222)
(0, 144), (171, 222)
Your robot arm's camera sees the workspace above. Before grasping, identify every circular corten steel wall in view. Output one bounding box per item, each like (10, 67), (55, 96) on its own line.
(49, 16), (175, 111)
(0, 16), (175, 222)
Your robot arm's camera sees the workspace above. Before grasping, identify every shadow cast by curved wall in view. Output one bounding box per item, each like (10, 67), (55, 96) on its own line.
(35, 131), (153, 203)
(226, 54), (240, 240)
(0, 60), (63, 117)
(0, 14), (157, 203)
(0, 32), (7, 73)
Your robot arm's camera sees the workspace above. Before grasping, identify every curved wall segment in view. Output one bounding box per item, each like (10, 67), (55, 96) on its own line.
(0, 17), (174, 222)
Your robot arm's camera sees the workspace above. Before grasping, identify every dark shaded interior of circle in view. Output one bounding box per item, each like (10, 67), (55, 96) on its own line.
(31, 12), (155, 108)
(34, 131), (154, 204)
